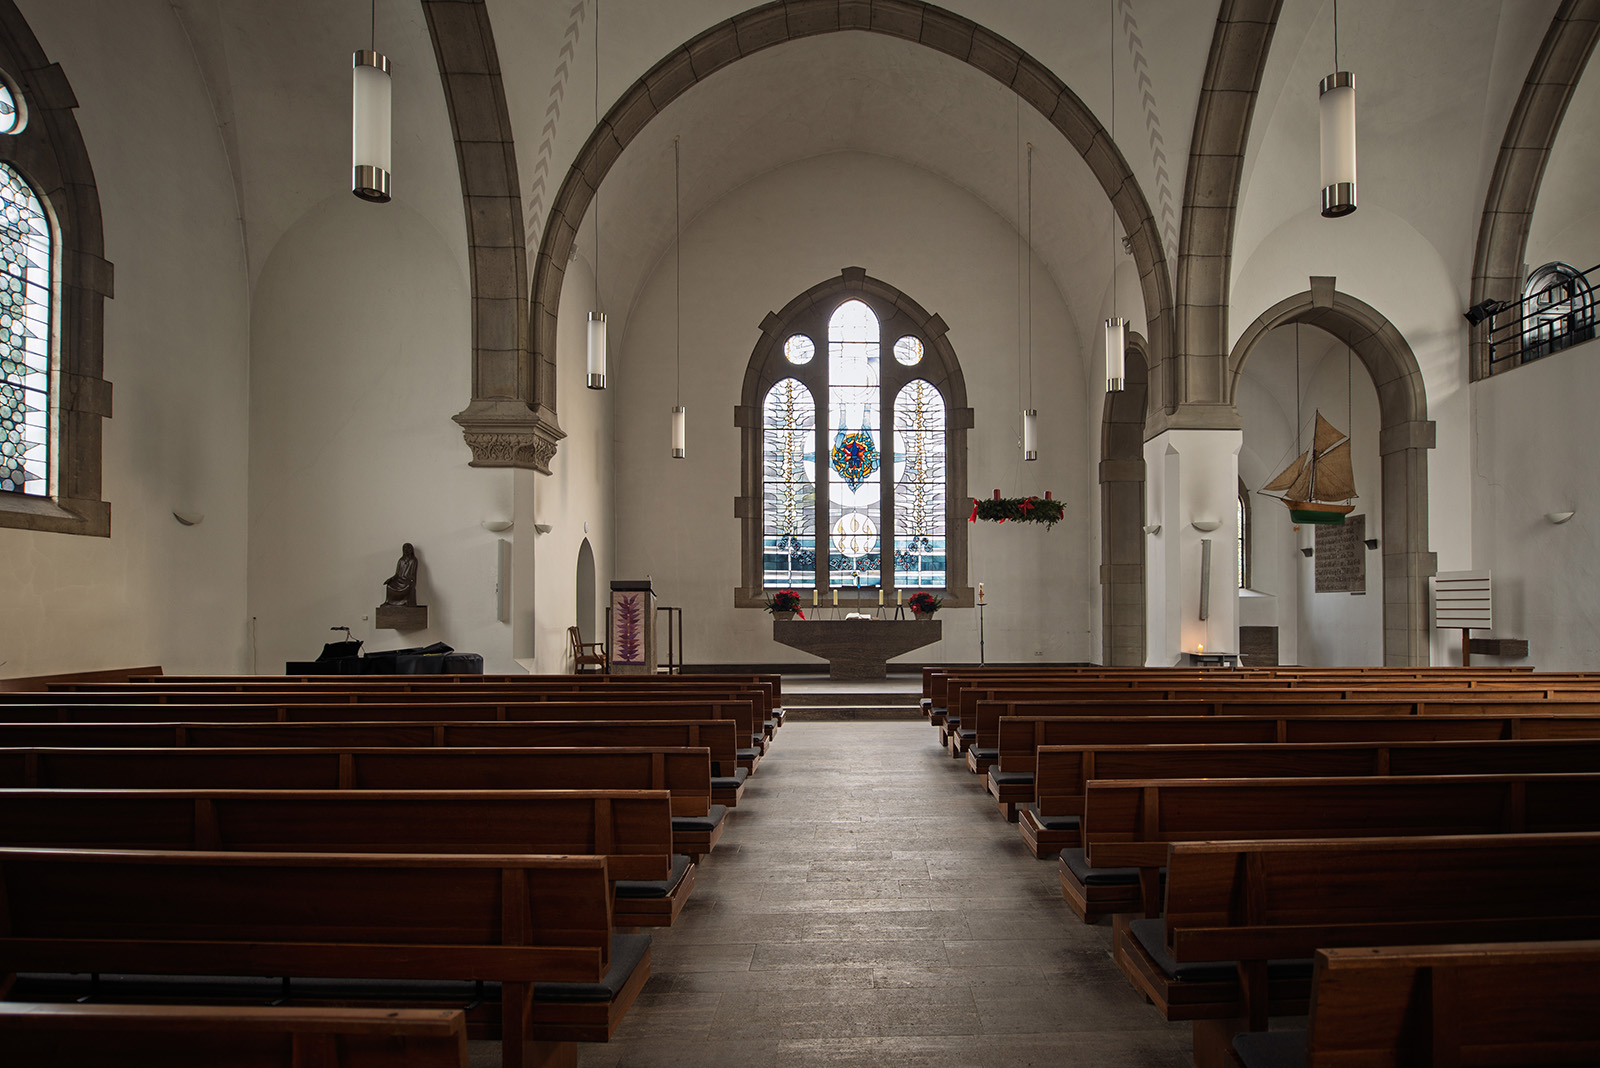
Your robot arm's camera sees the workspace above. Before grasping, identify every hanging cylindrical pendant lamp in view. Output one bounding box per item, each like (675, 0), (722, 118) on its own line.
(670, 136), (684, 458)
(1319, 73), (1356, 217)
(586, 312), (607, 390)
(351, 0), (390, 203)
(671, 406), (686, 459)
(1022, 409), (1038, 462)
(1105, 317), (1127, 392)
(1319, 1), (1356, 217)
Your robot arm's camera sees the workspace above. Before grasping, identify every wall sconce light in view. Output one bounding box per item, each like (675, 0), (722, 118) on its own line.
(1301, 546), (1315, 558)
(1142, 523), (1162, 535)
(481, 519), (513, 533)
(1191, 519), (1221, 532)
(172, 511), (204, 527)
(1546, 511), (1576, 525)
(1364, 537), (1379, 549)
(533, 523), (554, 535)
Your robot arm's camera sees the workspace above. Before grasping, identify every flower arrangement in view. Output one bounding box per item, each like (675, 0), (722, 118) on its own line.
(907, 591), (942, 615)
(969, 494), (1065, 529)
(764, 589), (805, 617)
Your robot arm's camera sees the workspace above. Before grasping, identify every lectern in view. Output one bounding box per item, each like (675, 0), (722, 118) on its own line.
(608, 580), (657, 675)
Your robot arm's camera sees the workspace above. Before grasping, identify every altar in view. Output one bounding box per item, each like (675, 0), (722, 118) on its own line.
(772, 618), (942, 680)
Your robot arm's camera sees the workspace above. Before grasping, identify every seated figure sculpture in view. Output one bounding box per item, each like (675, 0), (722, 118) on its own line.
(383, 543), (419, 607)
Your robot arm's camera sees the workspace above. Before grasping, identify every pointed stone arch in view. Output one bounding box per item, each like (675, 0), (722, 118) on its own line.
(425, 0), (1174, 469)
(1228, 282), (1436, 665)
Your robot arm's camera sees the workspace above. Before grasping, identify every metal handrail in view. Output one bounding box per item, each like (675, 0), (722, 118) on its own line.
(1488, 261), (1599, 371)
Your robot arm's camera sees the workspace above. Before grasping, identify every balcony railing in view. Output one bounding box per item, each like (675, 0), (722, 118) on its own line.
(1487, 261), (1598, 373)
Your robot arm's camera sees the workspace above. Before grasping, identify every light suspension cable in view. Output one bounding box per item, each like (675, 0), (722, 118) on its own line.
(1319, 0), (1357, 217)
(586, 0), (607, 388)
(1022, 141), (1037, 461)
(351, 0), (391, 202)
(672, 135), (685, 459)
(1105, 0), (1126, 391)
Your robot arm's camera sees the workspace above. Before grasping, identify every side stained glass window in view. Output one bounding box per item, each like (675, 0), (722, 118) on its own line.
(0, 163), (51, 496)
(893, 380), (946, 587)
(762, 377), (816, 587)
(827, 300), (881, 585)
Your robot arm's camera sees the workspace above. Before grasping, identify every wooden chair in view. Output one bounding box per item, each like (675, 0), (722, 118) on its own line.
(569, 626), (607, 673)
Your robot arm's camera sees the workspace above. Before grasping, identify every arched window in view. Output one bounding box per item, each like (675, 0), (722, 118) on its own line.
(1517, 261), (1595, 364)
(1236, 482), (1251, 590)
(0, 162), (51, 496)
(739, 270), (971, 605)
(0, 26), (112, 536)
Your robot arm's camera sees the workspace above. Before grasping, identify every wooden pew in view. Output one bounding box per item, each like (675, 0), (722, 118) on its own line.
(0, 719), (748, 806)
(988, 713), (1600, 820)
(0, 788), (690, 927)
(1233, 940), (1600, 1068)
(0, 1003), (470, 1067)
(0, 699), (765, 771)
(1109, 832), (1600, 1066)
(1073, 772), (1600, 922)
(0, 847), (645, 1068)
(1023, 737), (1600, 858)
(0, 745), (724, 859)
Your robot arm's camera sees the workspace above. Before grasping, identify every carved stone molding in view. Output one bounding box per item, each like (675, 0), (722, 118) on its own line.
(455, 399), (566, 473)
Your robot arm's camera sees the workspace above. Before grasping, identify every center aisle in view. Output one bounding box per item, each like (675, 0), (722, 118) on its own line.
(578, 719), (1192, 1067)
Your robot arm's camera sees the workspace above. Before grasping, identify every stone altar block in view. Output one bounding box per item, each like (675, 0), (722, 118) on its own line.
(772, 618), (942, 680)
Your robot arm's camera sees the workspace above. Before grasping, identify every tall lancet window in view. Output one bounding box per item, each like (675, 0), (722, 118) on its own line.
(737, 270), (971, 605)
(0, 162), (51, 497)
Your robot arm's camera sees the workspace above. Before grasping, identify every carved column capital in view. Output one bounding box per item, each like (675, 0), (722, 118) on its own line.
(453, 400), (566, 473)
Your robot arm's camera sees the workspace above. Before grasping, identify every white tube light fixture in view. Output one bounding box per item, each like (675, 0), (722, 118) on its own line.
(1319, 1), (1356, 217)
(1105, 316), (1126, 392)
(351, 0), (390, 203)
(586, 312), (606, 389)
(670, 135), (684, 458)
(1022, 409), (1038, 461)
(671, 406), (686, 459)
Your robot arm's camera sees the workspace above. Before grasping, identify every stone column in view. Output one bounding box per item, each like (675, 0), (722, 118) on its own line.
(1143, 429), (1242, 665)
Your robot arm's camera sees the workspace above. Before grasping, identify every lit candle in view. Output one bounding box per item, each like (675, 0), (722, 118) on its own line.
(978, 582), (985, 604)
(1197, 644), (1205, 653)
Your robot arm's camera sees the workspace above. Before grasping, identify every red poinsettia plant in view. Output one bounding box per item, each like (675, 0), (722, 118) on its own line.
(907, 591), (943, 615)
(764, 589), (805, 617)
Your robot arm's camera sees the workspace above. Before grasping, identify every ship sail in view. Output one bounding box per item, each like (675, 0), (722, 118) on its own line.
(1258, 409), (1357, 524)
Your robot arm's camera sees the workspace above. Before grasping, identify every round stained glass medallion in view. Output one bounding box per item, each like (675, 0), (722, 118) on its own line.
(784, 335), (814, 365)
(0, 81), (21, 136)
(893, 336), (924, 366)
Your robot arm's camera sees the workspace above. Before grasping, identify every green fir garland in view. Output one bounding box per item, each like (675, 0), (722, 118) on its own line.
(969, 495), (1064, 530)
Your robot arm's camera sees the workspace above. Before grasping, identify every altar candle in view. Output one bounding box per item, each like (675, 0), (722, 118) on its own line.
(878, 589), (883, 605)
(896, 590), (902, 605)
(978, 582), (984, 604)
(812, 589), (818, 606)
(832, 590), (838, 607)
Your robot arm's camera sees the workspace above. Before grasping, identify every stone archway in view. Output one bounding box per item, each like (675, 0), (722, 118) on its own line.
(1228, 281), (1436, 665)
(425, 0), (1174, 469)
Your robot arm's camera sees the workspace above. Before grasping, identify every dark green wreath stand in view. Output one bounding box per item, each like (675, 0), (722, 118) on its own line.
(968, 491), (1064, 530)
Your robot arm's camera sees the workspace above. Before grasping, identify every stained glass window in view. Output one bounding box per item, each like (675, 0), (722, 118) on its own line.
(893, 335), (923, 366)
(894, 380), (946, 586)
(762, 377), (816, 587)
(784, 335), (814, 365)
(0, 84), (18, 136)
(828, 300), (881, 585)
(0, 163), (51, 496)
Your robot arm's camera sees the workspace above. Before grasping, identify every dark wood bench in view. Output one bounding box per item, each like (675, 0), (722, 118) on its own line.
(0, 745), (724, 859)
(0, 847), (646, 1068)
(1072, 772), (1600, 922)
(0, 1002), (469, 1067)
(0, 788), (690, 927)
(989, 713), (1600, 820)
(1232, 940), (1600, 1068)
(0, 699), (765, 771)
(1109, 832), (1600, 1066)
(1022, 736), (1600, 858)
(0, 719), (748, 806)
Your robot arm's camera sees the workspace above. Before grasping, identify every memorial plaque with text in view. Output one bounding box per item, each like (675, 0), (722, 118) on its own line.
(1315, 513), (1365, 593)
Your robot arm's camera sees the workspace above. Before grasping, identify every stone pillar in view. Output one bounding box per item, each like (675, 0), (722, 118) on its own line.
(608, 581), (657, 675)
(1143, 429), (1242, 665)
(1379, 420), (1437, 665)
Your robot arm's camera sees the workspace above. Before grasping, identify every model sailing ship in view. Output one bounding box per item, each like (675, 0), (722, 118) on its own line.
(1259, 410), (1357, 524)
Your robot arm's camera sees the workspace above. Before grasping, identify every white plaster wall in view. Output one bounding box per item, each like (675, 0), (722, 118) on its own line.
(514, 257), (615, 674)
(0, 1), (251, 677)
(609, 152), (1092, 666)
(1471, 337), (1600, 670)
(1143, 430), (1241, 665)
(1236, 326), (1383, 665)
(246, 195), (515, 673)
